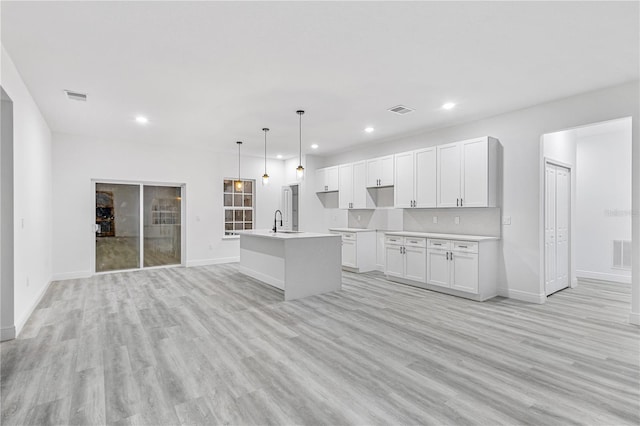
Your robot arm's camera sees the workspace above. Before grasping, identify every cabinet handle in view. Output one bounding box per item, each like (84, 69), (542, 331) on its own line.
(459, 245), (468, 248)
(446, 252), (449, 260)
(456, 198), (459, 206)
(450, 252), (453, 261)
(460, 198), (463, 206)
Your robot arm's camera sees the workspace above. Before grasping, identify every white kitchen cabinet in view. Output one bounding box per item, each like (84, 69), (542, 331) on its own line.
(427, 239), (479, 293)
(384, 235), (426, 283)
(366, 155), (394, 188)
(315, 166), (339, 193)
(437, 137), (498, 207)
(386, 233), (498, 301)
(339, 161), (367, 209)
(331, 229), (376, 272)
(394, 148), (436, 208)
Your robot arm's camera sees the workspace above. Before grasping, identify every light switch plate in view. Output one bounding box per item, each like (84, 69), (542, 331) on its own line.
(454, 216), (460, 225)
(503, 216), (511, 225)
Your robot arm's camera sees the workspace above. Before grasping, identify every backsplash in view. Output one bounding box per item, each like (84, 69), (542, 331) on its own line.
(348, 209), (403, 230)
(403, 208), (501, 236)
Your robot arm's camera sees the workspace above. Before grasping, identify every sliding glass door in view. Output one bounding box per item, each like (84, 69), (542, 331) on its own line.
(95, 182), (183, 273)
(143, 185), (181, 267)
(95, 183), (140, 272)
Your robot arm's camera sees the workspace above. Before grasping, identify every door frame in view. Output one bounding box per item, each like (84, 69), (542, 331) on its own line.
(90, 179), (186, 274)
(543, 159), (573, 296)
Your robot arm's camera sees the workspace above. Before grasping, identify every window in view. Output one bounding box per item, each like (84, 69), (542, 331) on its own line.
(223, 179), (254, 236)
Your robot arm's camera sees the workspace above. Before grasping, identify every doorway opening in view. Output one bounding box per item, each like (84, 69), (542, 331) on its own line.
(281, 184), (299, 231)
(1, 87), (15, 341)
(541, 117), (633, 298)
(93, 181), (185, 273)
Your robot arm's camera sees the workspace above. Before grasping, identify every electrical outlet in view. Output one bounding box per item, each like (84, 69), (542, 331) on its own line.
(432, 216), (438, 224)
(357, 215), (361, 221)
(503, 216), (512, 225)
(454, 216), (460, 225)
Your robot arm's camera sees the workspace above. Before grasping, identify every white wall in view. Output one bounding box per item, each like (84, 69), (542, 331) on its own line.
(51, 133), (286, 278)
(1, 46), (53, 336)
(315, 81), (639, 307)
(575, 120), (632, 282)
(1, 89), (15, 341)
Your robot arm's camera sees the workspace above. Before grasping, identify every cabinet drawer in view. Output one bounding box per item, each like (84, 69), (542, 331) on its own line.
(404, 237), (426, 248)
(385, 235), (403, 245)
(428, 239), (451, 250)
(453, 241), (478, 253)
(342, 232), (356, 241)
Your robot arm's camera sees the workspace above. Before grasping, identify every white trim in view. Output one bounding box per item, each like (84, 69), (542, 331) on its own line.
(52, 270), (92, 281)
(15, 278), (52, 338)
(576, 270), (631, 284)
(629, 312), (640, 326)
(1, 326), (15, 341)
(186, 257), (239, 267)
(499, 287), (546, 304)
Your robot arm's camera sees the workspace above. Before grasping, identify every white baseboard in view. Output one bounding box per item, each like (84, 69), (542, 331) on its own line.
(51, 270), (92, 281)
(15, 278), (52, 338)
(498, 287), (546, 304)
(186, 257), (239, 267)
(576, 270), (631, 284)
(1, 326), (16, 342)
(629, 312), (640, 326)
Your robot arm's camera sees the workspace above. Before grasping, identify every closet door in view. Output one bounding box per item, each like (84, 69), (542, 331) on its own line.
(545, 164), (570, 295)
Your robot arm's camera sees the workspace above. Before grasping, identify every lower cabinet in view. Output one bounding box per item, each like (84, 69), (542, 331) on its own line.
(333, 230), (376, 273)
(384, 236), (426, 283)
(386, 234), (497, 301)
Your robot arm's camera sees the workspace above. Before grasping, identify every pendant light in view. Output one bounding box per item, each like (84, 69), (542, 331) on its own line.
(235, 141), (243, 191)
(295, 110), (305, 181)
(262, 128), (270, 186)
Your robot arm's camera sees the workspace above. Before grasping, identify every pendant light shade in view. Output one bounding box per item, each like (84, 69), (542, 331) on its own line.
(262, 128), (270, 186)
(235, 141), (243, 191)
(296, 110), (305, 181)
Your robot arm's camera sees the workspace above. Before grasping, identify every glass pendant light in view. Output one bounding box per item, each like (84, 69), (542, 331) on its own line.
(262, 128), (270, 186)
(235, 141), (243, 191)
(296, 110), (305, 181)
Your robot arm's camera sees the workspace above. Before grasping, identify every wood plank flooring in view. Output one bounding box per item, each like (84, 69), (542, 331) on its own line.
(1, 266), (638, 425)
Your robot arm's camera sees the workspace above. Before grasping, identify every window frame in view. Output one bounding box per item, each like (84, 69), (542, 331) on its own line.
(222, 178), (255, 239)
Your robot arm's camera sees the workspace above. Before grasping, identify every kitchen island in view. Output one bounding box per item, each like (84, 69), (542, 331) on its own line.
(236, 230), (342, 301)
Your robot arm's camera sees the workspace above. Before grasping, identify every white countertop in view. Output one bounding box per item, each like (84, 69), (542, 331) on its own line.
(328, 228), (376, 233)
(236, 229), (340, 240)
(384, 231), (500, 241)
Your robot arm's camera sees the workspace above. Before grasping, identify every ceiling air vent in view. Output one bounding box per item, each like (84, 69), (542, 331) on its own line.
(388, 105), (414, 115)
(64, 90), (87, 102)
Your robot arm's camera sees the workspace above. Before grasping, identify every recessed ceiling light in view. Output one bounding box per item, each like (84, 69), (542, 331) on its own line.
(364, 127), (374, 133)
(442, 102), (456, 110)
(277, 154), (283, 159)
(135, 116), (149, 124)
(311, 144), (319, 149)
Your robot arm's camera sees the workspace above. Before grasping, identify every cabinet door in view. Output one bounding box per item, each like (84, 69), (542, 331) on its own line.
(414, 148), (436, 208)
(342, 239), (357, 268)
(450, 251), (478, 293)
(385, 244), (404, 278)
(461, 138), (489, 207)
(427, 249), (450, 287)
(338, 163), (353, 209)
(394, 152), (414, 208)
(352, 161), (367, 209)
(326, 166), (339, 192)
(379, 155), (395, 186)
(405, 246), (427, 283)
(315, 168), (327, 193)
(366, 158), (381, 188)
(437, 143), (461, 207)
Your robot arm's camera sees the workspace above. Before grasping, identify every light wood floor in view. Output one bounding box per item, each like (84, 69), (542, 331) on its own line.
(1, 265), (638, 425)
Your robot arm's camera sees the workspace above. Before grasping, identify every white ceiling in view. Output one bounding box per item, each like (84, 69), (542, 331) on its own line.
(1, 1), (638, 159)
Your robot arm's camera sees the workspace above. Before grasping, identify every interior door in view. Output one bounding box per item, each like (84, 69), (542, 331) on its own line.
(545, 163), (570, 295)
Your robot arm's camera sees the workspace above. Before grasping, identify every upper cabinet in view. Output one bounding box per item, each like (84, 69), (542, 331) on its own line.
(339, 161), (367, 209)
(315, 166), (339, 193)
(437, 136), (498, 208)
(366, 155), (394, 188)
(393, 148), (436, 208)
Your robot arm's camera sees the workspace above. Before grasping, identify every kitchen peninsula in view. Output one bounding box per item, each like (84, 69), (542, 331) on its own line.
(236, 230), (342, 301)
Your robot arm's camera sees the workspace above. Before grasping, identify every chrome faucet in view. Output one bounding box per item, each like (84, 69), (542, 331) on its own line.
(273, 210), (283, 233)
